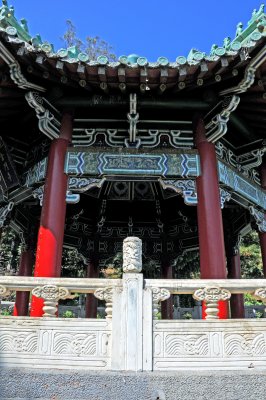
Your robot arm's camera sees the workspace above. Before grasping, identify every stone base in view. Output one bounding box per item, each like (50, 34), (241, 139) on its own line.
(1, 368), (266, 400)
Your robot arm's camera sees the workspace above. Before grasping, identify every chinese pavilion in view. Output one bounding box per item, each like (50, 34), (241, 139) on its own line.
(0, 0), (265, 325)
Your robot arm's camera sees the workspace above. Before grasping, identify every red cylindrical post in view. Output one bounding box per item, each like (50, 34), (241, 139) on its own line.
(14, 250), (34, 316)
(161, 257), (173, 319)
(259, 161), (266, 275)
(227, 248), (245, 319)
(30, 112), (73, 317)
(85, 256), (99, 318)
(194, 115), (227, 318)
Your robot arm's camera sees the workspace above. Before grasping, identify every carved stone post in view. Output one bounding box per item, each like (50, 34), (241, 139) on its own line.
(193, 286), (231, 319)
(32, 285), (73, 317)
(112, 236), (143, 371)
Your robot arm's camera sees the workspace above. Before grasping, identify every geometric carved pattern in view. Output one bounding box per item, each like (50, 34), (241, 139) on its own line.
(65, 150), (200, 178)
(165, 334), (209, 356)
(53, 333), (97, 356)
(224, 333), (266, 356)
(153, 321), (266, 370)
(0, 332), (38, 353)
(218, 160), (266, 210)
(0, 318), (111, 370)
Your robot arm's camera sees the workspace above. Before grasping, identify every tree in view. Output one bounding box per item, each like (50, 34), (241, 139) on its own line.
(240, 231), (263, 278)
(61, 20), (116, 61)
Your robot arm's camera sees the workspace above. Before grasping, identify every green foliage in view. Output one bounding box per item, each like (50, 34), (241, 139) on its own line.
(61, 20), (116, 61)
(244, 293), (262, 306)
(182, 311), (193, 320)
(240, 231), (263, 278)
(62, 310), (75, 318)
(61, 248), (86, 278)
(1, 307), (12, 316)
(175, 250), (200, 279)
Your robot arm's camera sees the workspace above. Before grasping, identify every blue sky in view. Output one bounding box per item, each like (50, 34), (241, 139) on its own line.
(7, 0), (263, 61)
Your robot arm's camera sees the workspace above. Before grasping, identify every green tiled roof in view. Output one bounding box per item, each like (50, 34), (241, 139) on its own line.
(0, 0), (265, 67)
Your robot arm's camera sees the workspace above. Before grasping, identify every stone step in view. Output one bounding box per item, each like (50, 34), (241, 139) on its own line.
(1, 368), (266, 400)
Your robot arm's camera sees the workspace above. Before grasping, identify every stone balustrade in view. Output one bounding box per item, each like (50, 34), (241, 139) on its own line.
(1, 237), (266, 371)
(1, 274), (266, 371)
(1, 276), (266, 319)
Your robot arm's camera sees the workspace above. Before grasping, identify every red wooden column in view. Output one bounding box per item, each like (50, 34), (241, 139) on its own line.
(259, 161), (266, 275)
(161, 253), (173, 319)
(30, 112), (73, 317)
(14, 249), (34, 316)
(194, 115), (228, 318)
(85, 255), (99, 318)
(227, 245), (245, 318)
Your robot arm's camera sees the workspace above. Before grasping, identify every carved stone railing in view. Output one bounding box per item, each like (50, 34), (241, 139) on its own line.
(145, 279), (266, 319)
(1, 236), (266, 372)
(0, 276), (122, 318)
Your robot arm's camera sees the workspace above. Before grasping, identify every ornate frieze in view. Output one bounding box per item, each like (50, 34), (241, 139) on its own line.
(216, 141), (265, 180)
(0, 317), (111, 369)
(74, 128), (194, 149)
(218, 160), (266, 210)
(25, 158), (47, 186)
(65, 150), (200, 178)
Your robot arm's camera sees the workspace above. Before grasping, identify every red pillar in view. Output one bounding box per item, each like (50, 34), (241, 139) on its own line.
(161, 256), (173, 319)
(227, 248), (245, 319)
(30, 112), (73, 317)
(194, 115), (228, 318)
(85, 256), (99, 318)
(259, 161), (266, 275)
(14, 250), (34, 316)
